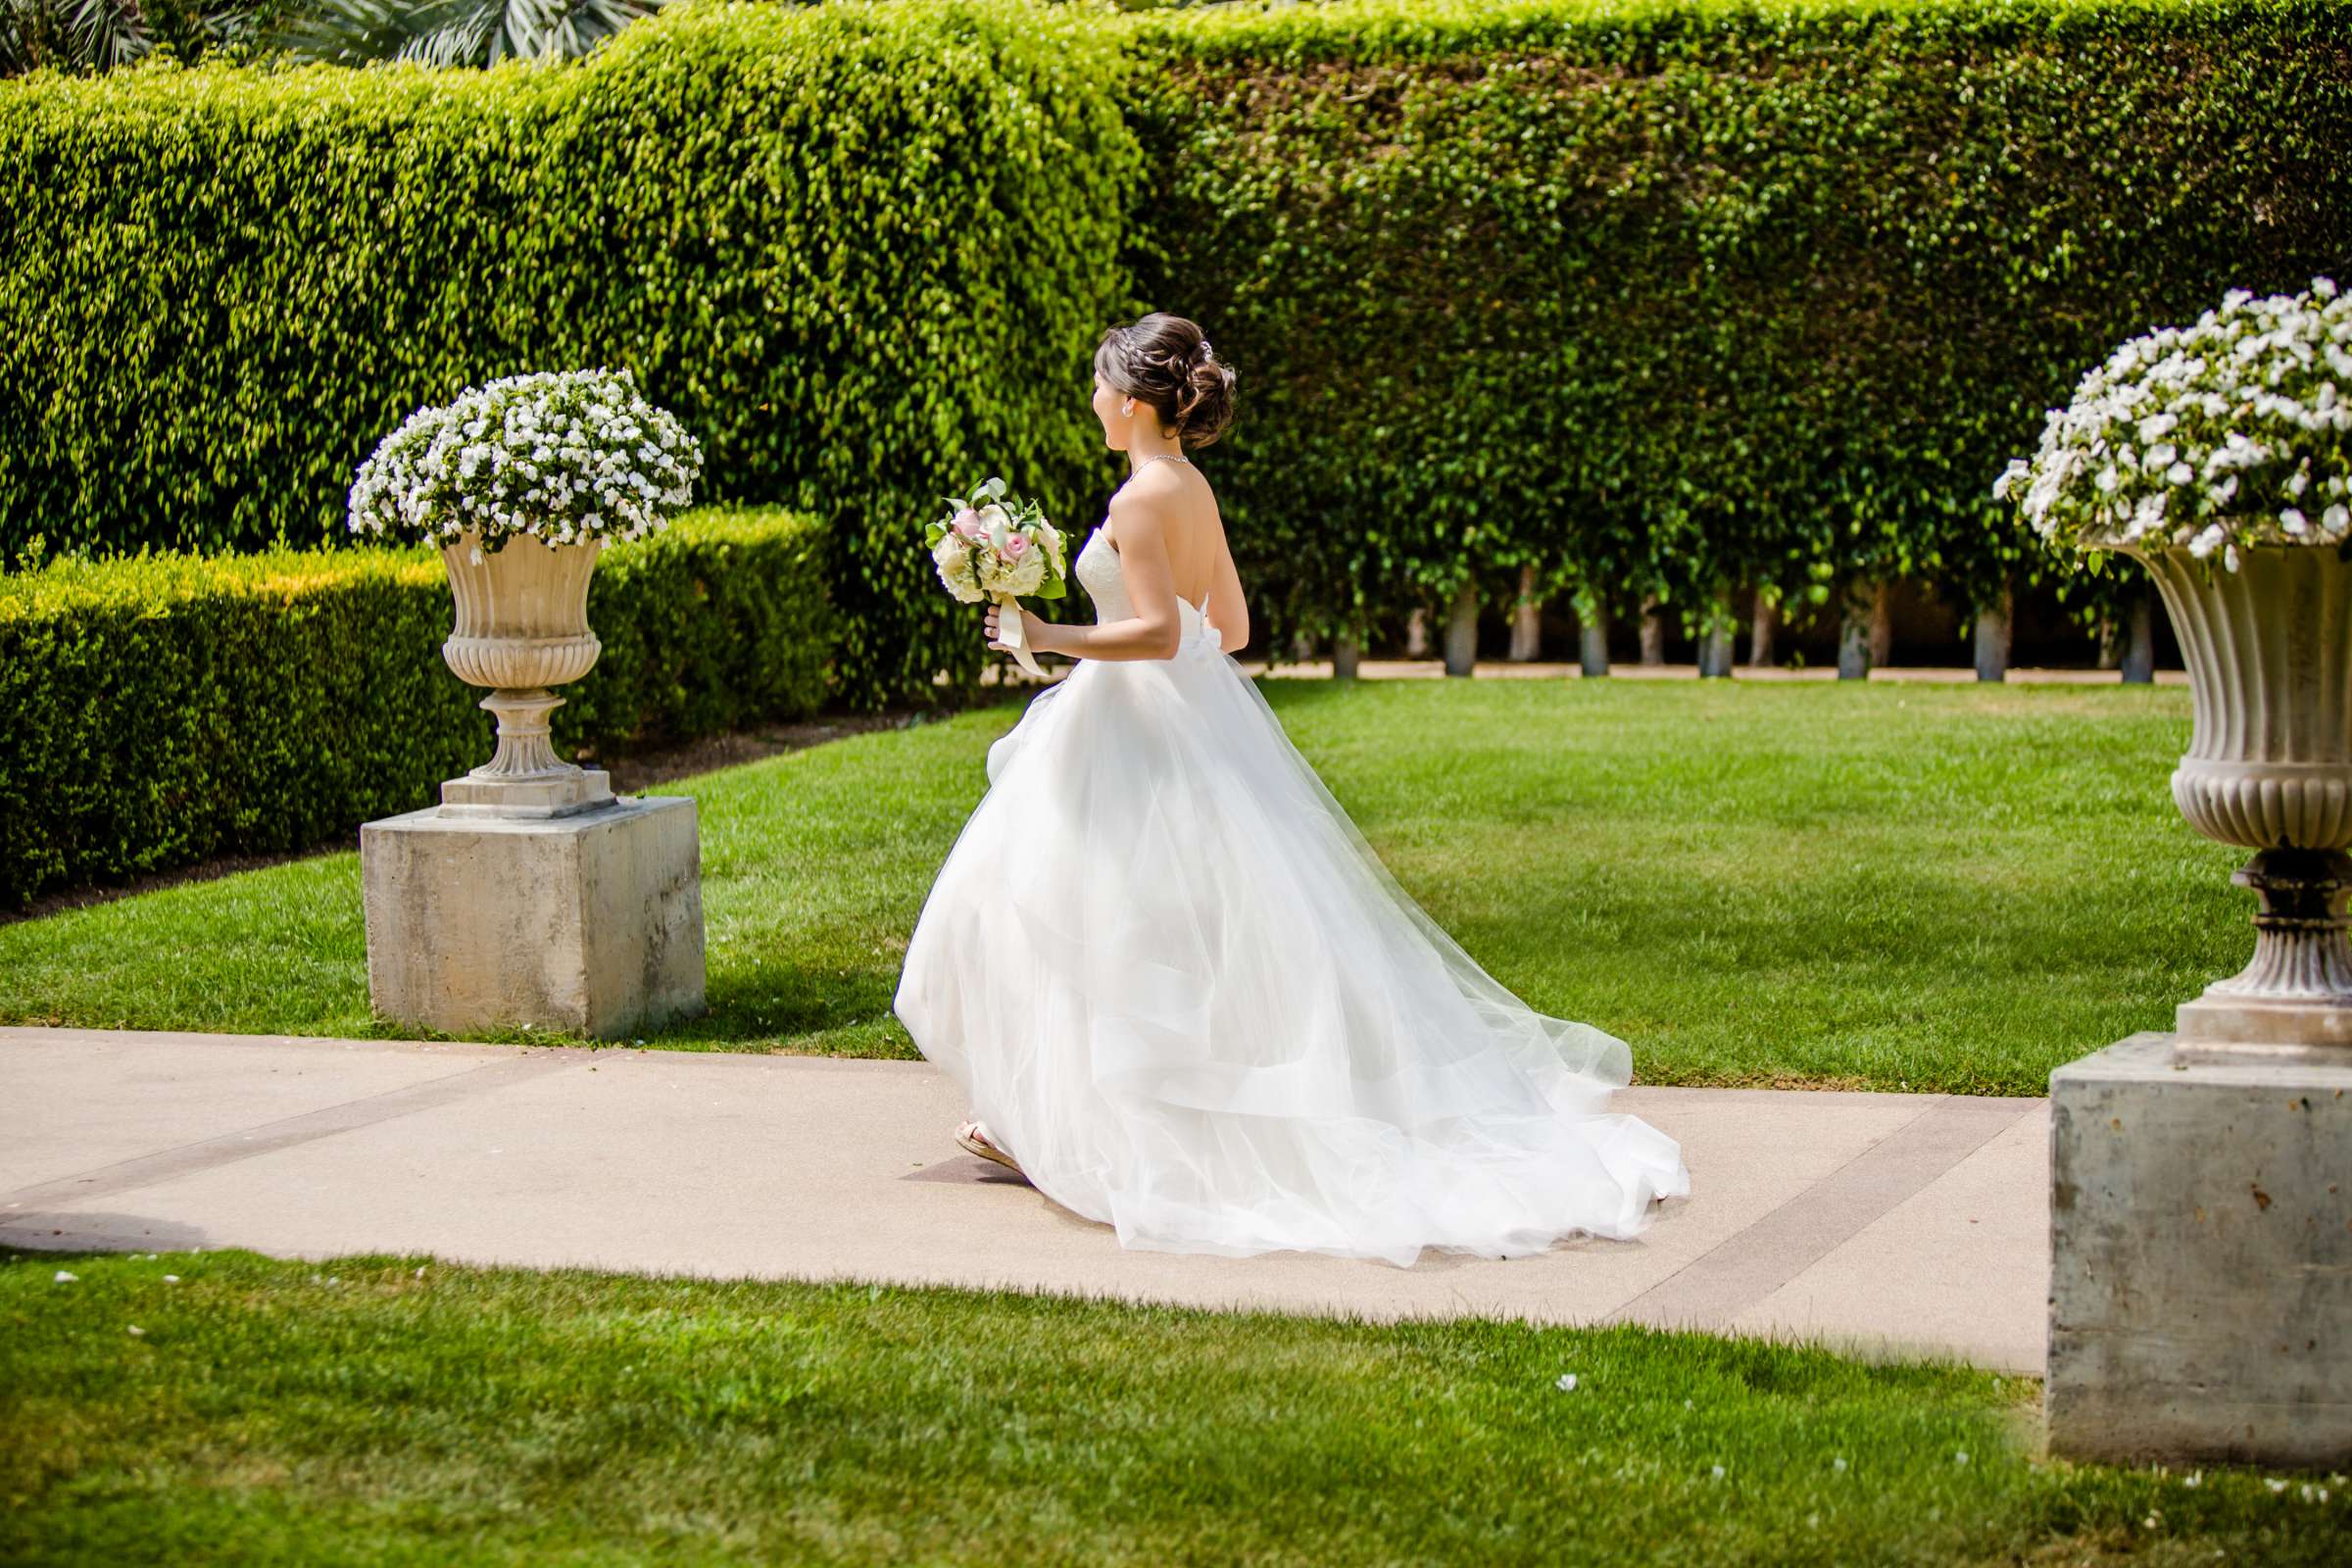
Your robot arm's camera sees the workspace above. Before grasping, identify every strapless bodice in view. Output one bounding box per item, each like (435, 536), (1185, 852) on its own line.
(1074, 524), (1222, 659)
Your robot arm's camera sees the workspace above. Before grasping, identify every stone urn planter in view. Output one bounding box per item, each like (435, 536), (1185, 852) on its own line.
(436, 526), (613, 819)
(1996, 273), (2352, 1067)
(350, 367), (710, 1041)
(2003, 278), (2352, 1469)
(2127, 542), (2352, 1062)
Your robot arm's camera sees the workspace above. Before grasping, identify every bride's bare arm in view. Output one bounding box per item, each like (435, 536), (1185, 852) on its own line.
(1201, 532), (1247, 655)
(1027, 495), (1186, 662)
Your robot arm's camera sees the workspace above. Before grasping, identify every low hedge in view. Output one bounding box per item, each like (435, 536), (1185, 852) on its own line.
(0, 506), (832, 910)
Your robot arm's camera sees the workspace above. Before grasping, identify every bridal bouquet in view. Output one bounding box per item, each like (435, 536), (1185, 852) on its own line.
(927, 476), (1068, 678)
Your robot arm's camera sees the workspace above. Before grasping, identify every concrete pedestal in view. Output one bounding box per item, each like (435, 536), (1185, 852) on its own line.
(360, 796), (706, 1041)
(2048, 1032), (2352, 1468)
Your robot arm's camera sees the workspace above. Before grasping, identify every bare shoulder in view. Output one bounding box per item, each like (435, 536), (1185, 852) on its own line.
(1105, 468), (1223, 554)
(1102, 486), (1167, 555)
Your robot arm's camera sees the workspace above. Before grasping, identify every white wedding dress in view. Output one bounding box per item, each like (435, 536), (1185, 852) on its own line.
(892, 519), (1691, 1266)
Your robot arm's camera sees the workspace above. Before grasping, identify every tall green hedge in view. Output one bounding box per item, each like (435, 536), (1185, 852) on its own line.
(5, 0), (2347, 688)
(0, 0), (1143, 710)
(1117, 0), (2352, 643)
(0, 506), (832, 909)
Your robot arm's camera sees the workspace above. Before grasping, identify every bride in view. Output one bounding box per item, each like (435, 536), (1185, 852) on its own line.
(892, 312), (1690, 1266)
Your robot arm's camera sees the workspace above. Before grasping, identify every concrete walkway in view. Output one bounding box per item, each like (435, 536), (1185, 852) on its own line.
(0, 1026), (2051, 1375)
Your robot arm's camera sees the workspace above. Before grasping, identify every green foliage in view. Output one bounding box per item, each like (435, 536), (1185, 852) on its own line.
(270, 0), (670, 71)
(1118, 0), (2352, 642)
(0, 0), (1144, 710)
(1, 0), (664, 77)
(0, 505), (833, 909)
(5, 0), (2346, 690)
(0, 0), (305, 75)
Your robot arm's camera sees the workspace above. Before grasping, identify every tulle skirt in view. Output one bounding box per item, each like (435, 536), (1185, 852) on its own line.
(892, 633), (1690, 1267)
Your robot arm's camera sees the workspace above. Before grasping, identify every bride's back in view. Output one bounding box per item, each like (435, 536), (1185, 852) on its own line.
(1107, 464), (1227, 611)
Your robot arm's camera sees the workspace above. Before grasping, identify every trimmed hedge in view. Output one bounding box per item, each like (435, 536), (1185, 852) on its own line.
(0, 0), (1143, 710)
(1117, 0), (2352, 643)
(0, 506), (832, 910)
(5, 0), (2348, 684)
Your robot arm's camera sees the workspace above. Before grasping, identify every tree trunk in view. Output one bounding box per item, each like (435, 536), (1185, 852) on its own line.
(1696, 591), (1735, 678)
(1837, 580), (1873, 680)
(2095, 615), (2124, 670)
(1576, 595), (1609, 678)
(1508, 563), (1543, 662)
(1333, 635), (1360, 682)
(1404, 605), (1430, 659)
(1867, 579), (1895, 668)
(1638, 593), (1667, 665)
(1290, 628), (1315, 664)
(2122, 588), (2156, 684)
(1444, 579), (1479, 677)
(1748, 593), (1777, 669)
(1974, 584), (2013, 683)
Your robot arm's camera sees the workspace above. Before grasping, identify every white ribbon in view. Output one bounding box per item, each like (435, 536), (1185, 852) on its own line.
(993, 591), (1047, 680)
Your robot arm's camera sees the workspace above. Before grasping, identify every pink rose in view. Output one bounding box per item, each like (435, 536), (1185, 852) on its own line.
(954, 508), (983, 538)
(1004, 534), (1028, 559)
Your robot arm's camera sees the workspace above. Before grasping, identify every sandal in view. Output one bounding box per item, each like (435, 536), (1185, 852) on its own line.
(956, 1118), (1025, 1177)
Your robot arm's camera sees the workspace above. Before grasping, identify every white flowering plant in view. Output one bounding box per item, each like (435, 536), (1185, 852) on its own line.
(348, 367), (704, 563)
(1993, 276), (2352, 571)
(924, 476), (1069, 605)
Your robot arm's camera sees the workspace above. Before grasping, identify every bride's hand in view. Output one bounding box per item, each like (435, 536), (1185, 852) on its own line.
(984, 603), (1045, 654)
(983, 602), (1030, 649)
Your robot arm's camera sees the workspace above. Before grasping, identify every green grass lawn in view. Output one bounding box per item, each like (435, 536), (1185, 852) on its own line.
(0, 680), (2244, 1095)
(3, 1247), (2338, 1567)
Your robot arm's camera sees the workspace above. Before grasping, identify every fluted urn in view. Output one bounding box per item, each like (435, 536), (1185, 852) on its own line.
(2126, 542), (2352, 1063)
(436, 526), (615, 818)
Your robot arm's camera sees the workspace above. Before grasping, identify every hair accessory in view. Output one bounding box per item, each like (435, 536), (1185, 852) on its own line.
(1199, 339), (1213, 360)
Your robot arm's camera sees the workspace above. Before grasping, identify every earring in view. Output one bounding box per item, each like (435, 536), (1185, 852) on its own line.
(1122, 401), (1134, 416)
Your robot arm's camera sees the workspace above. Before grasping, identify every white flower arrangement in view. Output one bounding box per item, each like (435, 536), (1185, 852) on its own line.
(348, 367), (705, 563)
(1994, 276), (2352, 571)
(925, 476), (1069, 606)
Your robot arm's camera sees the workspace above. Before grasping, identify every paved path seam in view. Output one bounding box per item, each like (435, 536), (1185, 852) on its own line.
(1600, 1093), (2037, 1332)
(0, 1050), (576, 1215)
